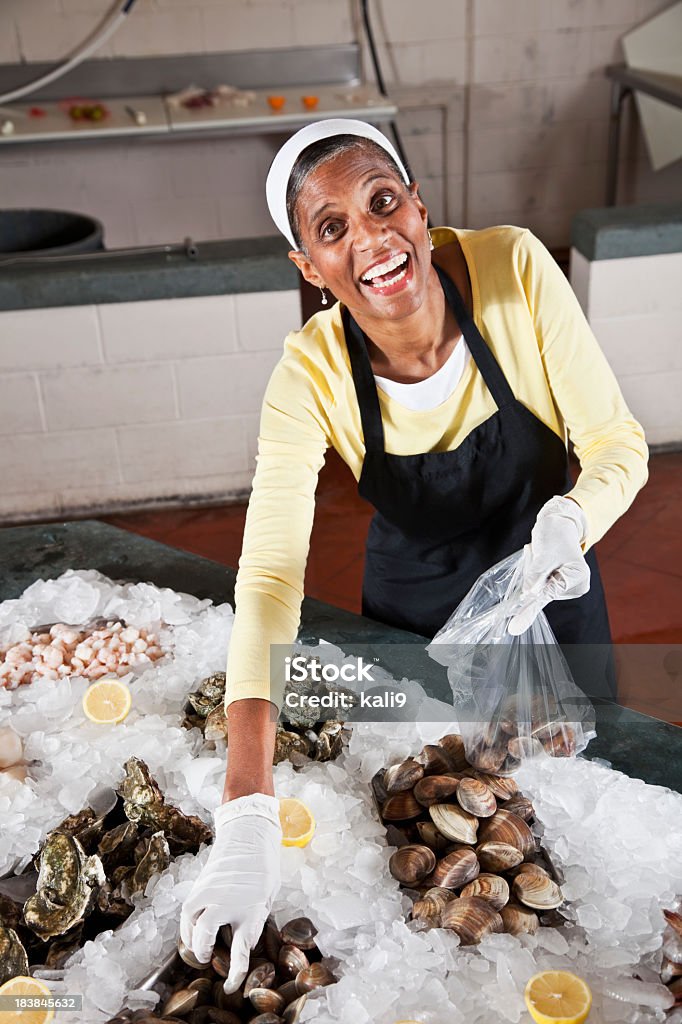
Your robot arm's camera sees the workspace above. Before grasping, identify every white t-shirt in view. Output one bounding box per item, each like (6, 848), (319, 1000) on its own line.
(374, 340), (470, 411)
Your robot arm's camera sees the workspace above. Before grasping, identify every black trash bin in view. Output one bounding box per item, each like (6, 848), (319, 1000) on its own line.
(0, 209), (104, 257)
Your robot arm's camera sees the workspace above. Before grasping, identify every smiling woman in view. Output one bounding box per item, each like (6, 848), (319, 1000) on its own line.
(179, 118), (649, 988)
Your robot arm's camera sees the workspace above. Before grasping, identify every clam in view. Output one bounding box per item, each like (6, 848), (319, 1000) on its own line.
(507, 736), (544, 760)
(277, 980), (300, 1004)
(278, 943), (310, 979)
(382, 792), (422, 821)
(207, 1011), (243, 1024)
(466, 739), (508, 773)
(513, 871), (563, 910)
(456, 777), (497, 818)
(264, 917), (283, 961)
(478, 809), (535, 859)
(512, 862), (549, 879)
(210, 945), (231, 978)
(538, 725), (576, 757)
(439, 733), (469, 770)
(414, 774), (460, 807)
(441, 895), (503, 945)
(244, 961), (276, 995)
(661, 957), (682, 983)
(383, 758), (424, 794)
(415, 821), (451, 851)
(389, 844), (436, 885)
(469, 771), (519, 801)
(461, 873), (510, 911)
(249, 1015), (283, 1024)
(500, 796), (534, 822)
(423, 886), (458, 908)
(411, 898), (442, 926)
(664, 909), (682, 940)
(295, 963), (335, 994)
(283, 995), (308, 1024)
(249, 988), (286, 1015)
(429, 803), (478, 845)
(187, 976), (213, 1001)
(500, 901), (540, 936)
(280, 916), (317, 951)
(431, 847), (480, 889)
(161, 987), (199, 1017)
(414, 744), (453, 775)
(475, 841), (524, 873)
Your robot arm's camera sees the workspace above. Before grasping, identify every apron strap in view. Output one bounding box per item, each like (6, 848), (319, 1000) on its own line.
(342, 304), (386, 453)
(433, 262), (516, 410)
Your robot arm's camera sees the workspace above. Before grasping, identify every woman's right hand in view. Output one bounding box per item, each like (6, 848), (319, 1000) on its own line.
(180, 793), (282, 993)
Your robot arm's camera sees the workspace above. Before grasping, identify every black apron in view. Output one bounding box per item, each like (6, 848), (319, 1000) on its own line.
(341, 261), (617, 701)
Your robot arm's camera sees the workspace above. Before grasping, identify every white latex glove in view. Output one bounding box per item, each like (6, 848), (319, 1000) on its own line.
(507, 496), (590, 636)
(180, 793), (282, 993)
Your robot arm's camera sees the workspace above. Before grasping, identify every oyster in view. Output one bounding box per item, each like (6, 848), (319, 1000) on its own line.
(23, 832), (105, 940)
(441, 895), (503, 945)
(198, 671), (226, 701)
(188, 691), (218, 718)
(0, 925), (29, 984)
(477, 809), (535, 860)
(461, 873), (510, 911)
(456, 777), (497, 818)
(383, 759), (424, 794)
(273, 729), (313, 766)
(430, 848), (480, 889)
(129, 831), (170, 895)
(512, 871), (563, 910)
(314, 720), (345, 762)
(475, 841), (524, 874)
(500, 901), (540, 935)
(97, 821), (138, 873)
(428, 803), (478, 844)
(414, 774), (460, 807)
(44, 923), (84, 969)
(389, 844), (436, 886)
(118, 757), (212, 851)
(204, 704), (229, 742)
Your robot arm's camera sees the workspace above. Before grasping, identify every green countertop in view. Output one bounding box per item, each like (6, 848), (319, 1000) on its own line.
(0, 519), (679, 793)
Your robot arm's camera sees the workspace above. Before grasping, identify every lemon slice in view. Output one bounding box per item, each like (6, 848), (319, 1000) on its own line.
(0, 976), (54, 1023)
(82, 679), (132, 724)
(524, 971), (592, 1024)
(279, 798), (316, 847)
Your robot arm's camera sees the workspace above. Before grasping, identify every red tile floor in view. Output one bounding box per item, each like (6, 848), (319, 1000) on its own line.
(104, 449), (682, 723)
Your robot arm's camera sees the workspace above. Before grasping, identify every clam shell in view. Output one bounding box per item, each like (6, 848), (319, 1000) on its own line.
(295, 963), (335, 994)
(500, 901), (540, 935)
(278, 943), (310, 979)
(539, 724), (576, 757)
(456, 777), (497, 818)
(249, 1015), (284, 1024)
(210, 945), (231, 978)
(429, 803), (478, 845)
(512, 871), (563, 910)
(664, 909), (682, 940)
(244, 961), (276, 995)
(411, 898), (442, 926)
(507, 736), (544, 760)
(477, 809), (535, 859)
(441, 895), (503, 945)
(414, 744), (453, 775)
(468, 771), (519, 801)
(383, 758), (424, 794)
(283, 994), (308, 1024)
(382, 791), (422, 821)
(178, 938), (211, 970)
(501, 796), (534, 822)
(439, 733), (469, 770)
(423, 886), (458, 908)
(281, 916), (317, 950)
(249, 988), (286, 1015)
(389, 843), (437, 885)
(461, 873), (510, 911)
(415, 821), (451, 851)
(277, 980), (300, 1003)
(414, 774), (460, 807)
(431, 847), (480, 889)
(661, 957), (682, 983)
(466, 739), (507, 773)
(264, 917), (283, 961)
(161, 988), (199, 1017)
(475, 841), (524, 873)
(511, 862), (549, 879)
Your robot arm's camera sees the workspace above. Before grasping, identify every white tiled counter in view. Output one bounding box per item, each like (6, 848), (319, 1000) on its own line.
(0, 239), (300, 522)
(569, 203), (682, 449)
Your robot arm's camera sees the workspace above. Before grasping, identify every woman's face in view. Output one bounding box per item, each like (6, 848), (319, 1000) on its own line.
(288, 146), (431, 322)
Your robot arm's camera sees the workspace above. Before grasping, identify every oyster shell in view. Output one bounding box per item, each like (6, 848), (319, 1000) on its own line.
(456, 777), (497, 818)
(500, 901), (540, 935)
(382, 792), (422, 821)
(430, 848), (480, 889)
(314, 720), (345, 762)
(273, 729), (313, 766)
(383, 759), (424, 794)
(389, 844), (436, 885)
(204, 704), (229, 742)
(512, 871), (563, 910)
(441, 895), (503, 945)
(413, 774), (460, 807)
(197, 671), (226, 702)
(475, 841), (524, 874)
(477, 809), (535, 860)
(97, 821), (138, 873)
(461, 873), (510, 911)
(428, 803), (478, 845)
(23, 832), (105, 941)
(0, 925), (29, 984)
(118, 757), (212, 851)
(129, 831), (170, 895)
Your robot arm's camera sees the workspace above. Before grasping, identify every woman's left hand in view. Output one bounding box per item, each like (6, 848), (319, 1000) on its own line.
(507, 496), (590, 636)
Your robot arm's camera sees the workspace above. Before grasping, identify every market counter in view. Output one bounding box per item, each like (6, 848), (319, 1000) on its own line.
(1, 518), (680, 794)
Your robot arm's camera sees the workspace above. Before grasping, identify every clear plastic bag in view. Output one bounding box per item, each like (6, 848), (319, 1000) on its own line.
(426, 550), (595, 775)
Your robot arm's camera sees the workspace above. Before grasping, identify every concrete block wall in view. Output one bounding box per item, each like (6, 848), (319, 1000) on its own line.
(1, 0), (680, 251)
(570, 248), (682, 447)
(0, 288), (300, 521)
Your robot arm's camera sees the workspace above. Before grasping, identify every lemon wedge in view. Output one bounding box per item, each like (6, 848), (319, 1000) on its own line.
(0, 975), (54, 1023)
(82, 679), (132, 724)
(524, 970), (592, 1024)
(279, 798), (316, 847)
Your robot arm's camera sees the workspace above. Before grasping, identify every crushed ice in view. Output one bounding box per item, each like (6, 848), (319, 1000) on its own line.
(1, 570), (681, 1023)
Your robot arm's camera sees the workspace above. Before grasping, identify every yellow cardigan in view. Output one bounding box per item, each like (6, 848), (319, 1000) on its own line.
(225, 225), (648, 708)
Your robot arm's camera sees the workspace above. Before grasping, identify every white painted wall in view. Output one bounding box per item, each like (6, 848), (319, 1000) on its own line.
(0, 289), (300, 521)
(1, 0), (679, 250)
(570, 247), (682, 447)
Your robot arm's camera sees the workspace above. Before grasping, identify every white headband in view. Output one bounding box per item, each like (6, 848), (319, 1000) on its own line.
(265, 118), (410, 249)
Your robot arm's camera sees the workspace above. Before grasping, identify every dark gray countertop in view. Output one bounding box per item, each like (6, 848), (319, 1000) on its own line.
(1, 519), (680, 793)
(0, 235), (297, 311)
(571, 202), (682, 261)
